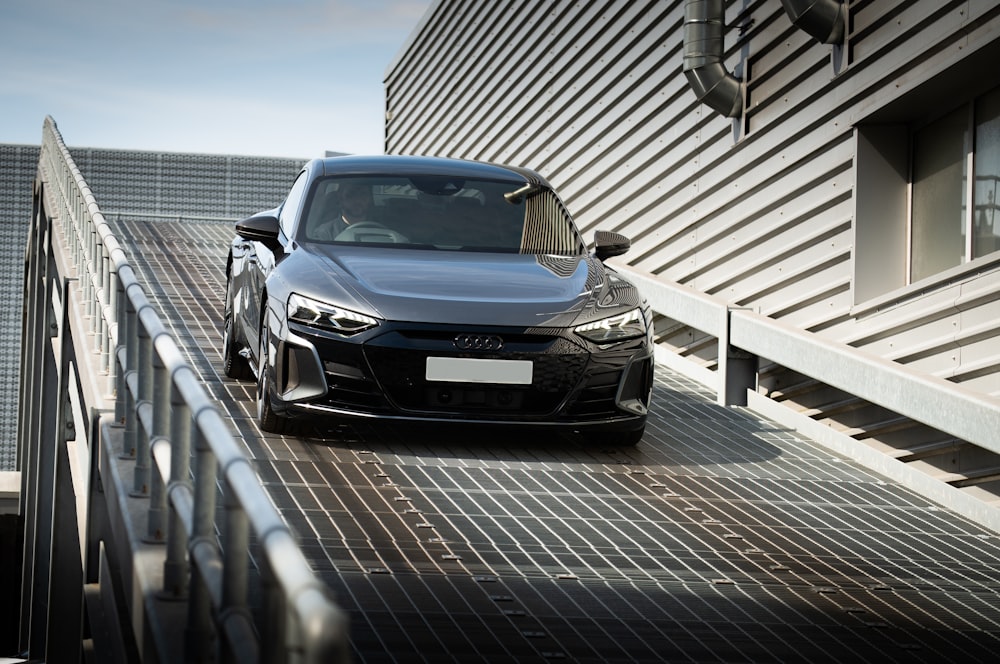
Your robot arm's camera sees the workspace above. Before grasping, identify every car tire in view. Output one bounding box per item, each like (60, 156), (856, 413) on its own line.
(257, 319), (290, 434)
(222, 290), (252, 380)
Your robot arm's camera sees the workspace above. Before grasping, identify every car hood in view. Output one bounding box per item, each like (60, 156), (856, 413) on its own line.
(289, 245), (607, 327)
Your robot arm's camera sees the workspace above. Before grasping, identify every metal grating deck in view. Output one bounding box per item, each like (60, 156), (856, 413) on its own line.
(111, 217), (1000, 663)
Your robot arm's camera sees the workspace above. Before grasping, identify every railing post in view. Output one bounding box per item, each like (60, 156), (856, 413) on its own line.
(162, 381), (191, 597)
(131, 313), (152, 496)
(87, 225), (99, 328)
(105, 254), (118, 398)
(121, 291), (138, 458)
(145, 348), (171, 540)
(186, 421), (219, 663)
(69, 189), (82, 271)
(221, 473), (251, 664)
(83, 209), (95, 319)
(718, 306), (757, 407)
(258, 551), (285, 664)
(94, 239), (107, 358)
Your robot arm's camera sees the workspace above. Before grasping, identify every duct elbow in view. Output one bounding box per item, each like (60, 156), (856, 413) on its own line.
(780, 0), (845, 44)
(683, 64), (743, 118)
(682, 0), (744, 118)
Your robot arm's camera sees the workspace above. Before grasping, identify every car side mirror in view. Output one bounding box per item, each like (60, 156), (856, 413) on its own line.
(594, 230), (631, 261)
(235, 214), (281, 247)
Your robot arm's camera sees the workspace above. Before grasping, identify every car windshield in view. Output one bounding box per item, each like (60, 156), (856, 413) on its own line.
(298, 175), (586, 255)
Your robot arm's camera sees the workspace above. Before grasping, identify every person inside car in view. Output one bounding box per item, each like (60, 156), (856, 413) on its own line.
(312, 182), (374, 240)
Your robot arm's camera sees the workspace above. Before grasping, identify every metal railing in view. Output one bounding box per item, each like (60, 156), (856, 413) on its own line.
(613, 260), (1000, 528)
(34, 116), (349, 662)
(614, 261), (1000, 454)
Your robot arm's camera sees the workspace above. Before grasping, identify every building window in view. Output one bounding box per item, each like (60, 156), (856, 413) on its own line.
(910, 106), (968, 282)
(911, 87), (1000, 282)
(974, 88), (1000, 259)
(855, 84), (1000, 304)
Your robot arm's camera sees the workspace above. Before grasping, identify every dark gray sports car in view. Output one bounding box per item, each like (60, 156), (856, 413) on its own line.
(224, 155), (653, 445)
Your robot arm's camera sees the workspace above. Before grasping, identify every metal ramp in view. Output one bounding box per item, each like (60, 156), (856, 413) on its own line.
(110, 215), (1000, 662)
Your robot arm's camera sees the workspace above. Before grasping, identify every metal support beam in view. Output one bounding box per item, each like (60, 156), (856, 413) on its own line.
(719, 307), (757, 407)
(45, 279), (86, 664)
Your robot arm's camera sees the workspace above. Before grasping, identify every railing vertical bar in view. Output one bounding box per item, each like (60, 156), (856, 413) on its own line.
(186, 571), (215, 663)
(131, 314), (152, 496)
(69, 185), (81, 270)
(145, 350), (171, 540)
(258, 553), (284, 664)
(186, 422), (219, 662)
(83, 210), (95, 319)
(221, 473), (252, 664)
(105, 253), (118, 397)
(162, 384), (191, 596)
(95, 240), (108, 360)
(88, 228), (100, 331)
(122, 294), (139, 459)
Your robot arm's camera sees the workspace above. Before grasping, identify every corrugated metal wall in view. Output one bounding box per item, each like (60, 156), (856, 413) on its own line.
(0, 145), (41, 471)
(68, 148), (306, 219)
(385, 0), (1000, 490)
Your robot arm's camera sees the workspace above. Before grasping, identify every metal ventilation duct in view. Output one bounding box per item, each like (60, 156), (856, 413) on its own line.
(682, 0), (743, 118)
(780, 0), (845, 44)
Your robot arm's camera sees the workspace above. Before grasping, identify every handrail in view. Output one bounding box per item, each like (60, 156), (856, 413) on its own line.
(37, 116), (349, 663)
(610, 260), (1000, 456)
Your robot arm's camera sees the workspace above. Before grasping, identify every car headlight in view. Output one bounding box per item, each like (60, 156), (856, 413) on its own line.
(574, 308), (646, 344)
(287, 293), (379, 336)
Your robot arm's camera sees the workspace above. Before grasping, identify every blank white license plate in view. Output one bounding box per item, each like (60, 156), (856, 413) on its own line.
(426, 357), (533, 385)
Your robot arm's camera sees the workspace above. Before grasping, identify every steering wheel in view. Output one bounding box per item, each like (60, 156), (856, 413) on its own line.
(333, 221), (408, 243)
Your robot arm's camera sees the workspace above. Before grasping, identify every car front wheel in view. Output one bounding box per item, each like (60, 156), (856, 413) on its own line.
(222, 286), (252, 380)
(256, 319), (290, 434)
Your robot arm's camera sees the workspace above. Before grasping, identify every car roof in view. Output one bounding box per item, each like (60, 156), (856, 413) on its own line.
(313, 154), (549, 186)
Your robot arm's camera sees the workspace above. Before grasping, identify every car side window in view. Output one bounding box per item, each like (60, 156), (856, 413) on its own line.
(278, 171), (309, 238)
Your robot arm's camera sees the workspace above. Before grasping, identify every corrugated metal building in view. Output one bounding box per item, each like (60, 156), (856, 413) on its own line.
(0, 145), (41, 471)
(384, 1), (1000, 497)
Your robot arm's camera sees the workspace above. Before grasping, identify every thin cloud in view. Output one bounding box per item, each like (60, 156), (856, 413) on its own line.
(0, 0), (433, 155)
(176, 0), (429, 46)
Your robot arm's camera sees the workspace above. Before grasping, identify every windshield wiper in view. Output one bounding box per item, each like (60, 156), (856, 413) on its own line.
(503, 183), (543, 204)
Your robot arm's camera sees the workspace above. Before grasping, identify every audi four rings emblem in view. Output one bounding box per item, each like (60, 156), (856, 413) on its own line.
(454, 334), (504, 351)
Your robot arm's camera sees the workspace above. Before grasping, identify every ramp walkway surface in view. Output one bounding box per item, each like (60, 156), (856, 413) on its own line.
(112, 216), (1000, 662)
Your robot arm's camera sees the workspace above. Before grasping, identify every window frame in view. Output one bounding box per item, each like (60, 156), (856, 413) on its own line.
(854, 81), (1000, 310)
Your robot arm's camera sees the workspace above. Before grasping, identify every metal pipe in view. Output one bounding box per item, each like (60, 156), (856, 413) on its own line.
(780, 0), (845, 44)
(683, 0), (743, 118)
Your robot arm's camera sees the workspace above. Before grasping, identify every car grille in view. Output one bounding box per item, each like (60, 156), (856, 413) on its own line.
(363, 334), (590, 418)
(306, 328), (647, 423)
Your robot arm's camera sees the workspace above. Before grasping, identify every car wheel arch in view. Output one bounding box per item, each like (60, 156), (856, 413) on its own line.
(256, 307), (291, 434)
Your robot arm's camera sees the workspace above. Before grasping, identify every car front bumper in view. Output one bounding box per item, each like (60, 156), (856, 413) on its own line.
(268, 321), (653, 430)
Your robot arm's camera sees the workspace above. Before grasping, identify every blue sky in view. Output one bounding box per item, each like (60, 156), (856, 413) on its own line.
(0, 0), (433, 157)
